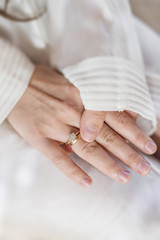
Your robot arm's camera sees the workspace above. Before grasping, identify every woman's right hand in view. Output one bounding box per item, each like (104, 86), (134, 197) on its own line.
(7, 65), (157, 188)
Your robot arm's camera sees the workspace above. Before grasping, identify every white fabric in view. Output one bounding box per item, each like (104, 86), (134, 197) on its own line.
(0, 0), (157, 135)
(0, 1), (160, 239)
(134, 17), (160, 118)
(63, 56), (155, 134)
(0, 37), (34, 124)
(48, 0), (156, 135)
(0, 120), (160, 240)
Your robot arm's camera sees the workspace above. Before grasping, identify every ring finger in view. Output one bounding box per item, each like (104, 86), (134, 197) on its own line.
(47, 124), (131, 183)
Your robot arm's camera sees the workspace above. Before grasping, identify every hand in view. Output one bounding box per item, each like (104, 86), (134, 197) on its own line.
(152, 118), (160, 158)
(80, 109), (157, 155)
(7, 66), (157, 188)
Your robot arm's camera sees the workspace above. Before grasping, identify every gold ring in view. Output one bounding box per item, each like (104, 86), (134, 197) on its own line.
(65, 131), (81, 146)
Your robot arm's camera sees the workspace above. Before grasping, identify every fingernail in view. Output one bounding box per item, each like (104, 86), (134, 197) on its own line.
(118, 170), (131, 183)
(83, 126), (98, 142)
(137, 161), (151, 175)
(145, 140), (157, 154)
(81, 177), (92, 188)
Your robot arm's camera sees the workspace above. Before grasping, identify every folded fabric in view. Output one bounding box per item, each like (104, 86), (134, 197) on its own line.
(48, 0), (156, 135)
(134, 17), (160, 118)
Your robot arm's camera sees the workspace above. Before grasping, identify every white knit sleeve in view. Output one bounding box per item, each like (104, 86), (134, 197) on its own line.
(0, 37), (34, 124)
(48, 0), (156, 135)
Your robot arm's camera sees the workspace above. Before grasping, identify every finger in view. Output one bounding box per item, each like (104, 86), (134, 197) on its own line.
(35, 138), (92, 188)
(61, 143), (74, 155)
(80, 110), (106, 142)
(71, 138), (131, 184)
(96, 124), (151, 176)
(44, 120), (79, 143)
(105, 111), (157, 155)
(125, 110), (138, 120)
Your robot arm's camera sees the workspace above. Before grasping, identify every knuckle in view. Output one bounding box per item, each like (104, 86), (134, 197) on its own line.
(34, 121), (46, 137)
(60, 102), (80, 119)
(58, 102), (72, 117)
(52, 154), (63, 165)
(70, 107), (81, 119)
(126, 150), (139, 166)
(69, 168), (81, 180)
(114, 112), (129, 126)
(102, 129), (117, 147)
(91, 111), (105, 121)
(82, 142), (99, 156)
(102, 161), (122, 179)
(104, 161), (117, 174)
(134, 131), (146, 143)
(62, 102), (74, 113)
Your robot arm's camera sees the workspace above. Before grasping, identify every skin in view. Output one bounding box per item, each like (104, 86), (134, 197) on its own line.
(7, 65), (157, 188)
(152, 119), (160, 159)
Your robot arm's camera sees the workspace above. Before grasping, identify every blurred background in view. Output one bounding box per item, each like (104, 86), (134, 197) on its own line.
(130, 0), (160, 33)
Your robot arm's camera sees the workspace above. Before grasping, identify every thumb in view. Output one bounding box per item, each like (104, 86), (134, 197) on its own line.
(80, 110), (106, 142)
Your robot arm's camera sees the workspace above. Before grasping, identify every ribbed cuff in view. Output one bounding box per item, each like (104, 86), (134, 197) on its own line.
(0, 38), (35, 124)
(146, 72), (160, 119)
(63, 56), (156, 135)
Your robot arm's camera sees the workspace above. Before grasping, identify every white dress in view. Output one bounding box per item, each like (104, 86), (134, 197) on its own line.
(0, 0), (160, 239)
